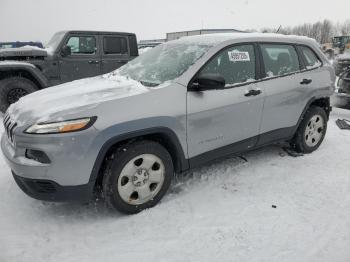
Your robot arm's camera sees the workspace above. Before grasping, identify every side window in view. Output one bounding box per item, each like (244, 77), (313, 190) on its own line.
(260, 44), (300, 77)
(300, 46), (322, 69)
(66, 36), (96, 54)
(103, 36), (128, 54)
(200, 44), (256, 86)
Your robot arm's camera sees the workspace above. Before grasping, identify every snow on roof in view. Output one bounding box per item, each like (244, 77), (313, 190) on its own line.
(174, 33), (317, 46)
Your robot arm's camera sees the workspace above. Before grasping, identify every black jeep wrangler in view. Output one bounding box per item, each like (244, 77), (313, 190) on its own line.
(0, 30), (138, 113)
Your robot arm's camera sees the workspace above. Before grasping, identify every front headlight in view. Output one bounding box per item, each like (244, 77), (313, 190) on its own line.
(25, 117), (97, 134)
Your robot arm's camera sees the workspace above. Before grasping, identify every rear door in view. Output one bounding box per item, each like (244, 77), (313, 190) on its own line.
(187, 43), (265, 162)
(257, 43), (306, 143)
(100, 34), (130, 74)
(59, 34), (101, 83)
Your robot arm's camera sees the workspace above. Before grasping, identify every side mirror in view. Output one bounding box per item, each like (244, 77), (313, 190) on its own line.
(61, 45), (71, 57)
(191, 73), (226, 91)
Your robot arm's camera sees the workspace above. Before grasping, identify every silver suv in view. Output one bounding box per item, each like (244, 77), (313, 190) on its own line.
(1, 33), (335, 214)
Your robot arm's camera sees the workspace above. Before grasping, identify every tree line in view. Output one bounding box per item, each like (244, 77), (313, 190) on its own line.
(249, 19), (350, 44)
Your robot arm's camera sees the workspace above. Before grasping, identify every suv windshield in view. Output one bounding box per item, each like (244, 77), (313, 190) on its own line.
(113, 42), (212, 86)
(46, 31), (66, 51)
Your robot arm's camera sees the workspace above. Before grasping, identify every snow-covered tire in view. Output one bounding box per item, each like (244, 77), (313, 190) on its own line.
(291, 106), (327, 153)
(102, 140), (173, 214)
(0, 77), (38, 113)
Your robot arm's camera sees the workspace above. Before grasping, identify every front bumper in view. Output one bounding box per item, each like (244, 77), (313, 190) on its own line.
(12, 171), (94, 202)
(1, 122), (101, 202)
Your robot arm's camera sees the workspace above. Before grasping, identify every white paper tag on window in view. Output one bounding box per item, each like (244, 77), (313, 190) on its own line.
(228, 51), (250, 62)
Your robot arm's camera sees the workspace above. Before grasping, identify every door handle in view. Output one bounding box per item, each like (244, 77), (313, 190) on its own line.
(88, 60), (100, 64)
(245, 89), (262, 97)
(300, 79), (312, 85)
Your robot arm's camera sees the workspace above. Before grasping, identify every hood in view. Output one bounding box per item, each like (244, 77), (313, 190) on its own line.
(8, 74), (150, 126)
(0, 46), (48, 58)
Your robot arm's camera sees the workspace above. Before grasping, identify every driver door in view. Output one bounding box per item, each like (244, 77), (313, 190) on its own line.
(187, 43), (265, 164)
(59, 34), (101, 83)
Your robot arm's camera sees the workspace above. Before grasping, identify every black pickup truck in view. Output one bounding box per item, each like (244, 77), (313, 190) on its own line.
(0, 30), (138, 112)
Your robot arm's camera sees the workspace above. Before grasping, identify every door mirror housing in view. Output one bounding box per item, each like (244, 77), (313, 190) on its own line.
(61, 45), (71, 57)
(191, 73), (226, 91)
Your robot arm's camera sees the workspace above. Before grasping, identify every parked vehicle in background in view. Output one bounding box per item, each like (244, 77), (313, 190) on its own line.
(333, 66), (350, 108)
(138, 39), (165, 54)
(333, 36), (350, 53)
(333, 51), (350, 75)
(138, 39), (165, 49)
(322, 35), (350, 62)
(0, 30), (138, 112)
(1, 33), (334, 214)
(0, 41), (44, 49)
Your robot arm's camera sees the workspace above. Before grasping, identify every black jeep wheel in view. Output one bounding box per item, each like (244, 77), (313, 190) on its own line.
(102, 140), (174, 214)
(0, 77), (38, 113)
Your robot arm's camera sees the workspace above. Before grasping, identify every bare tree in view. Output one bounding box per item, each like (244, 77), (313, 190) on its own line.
(320, 19), (334, 43)
(340, 20), (350, 35)
(252, 19), (348, 44)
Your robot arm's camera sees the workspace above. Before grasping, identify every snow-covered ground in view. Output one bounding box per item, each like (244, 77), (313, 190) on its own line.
(1, 108), (350, 262)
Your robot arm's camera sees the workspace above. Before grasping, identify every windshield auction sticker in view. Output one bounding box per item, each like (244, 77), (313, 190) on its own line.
(228, 51), (250, 62)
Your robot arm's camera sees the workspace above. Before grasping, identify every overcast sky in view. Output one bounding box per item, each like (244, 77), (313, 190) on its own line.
(1, 0), (349, 43)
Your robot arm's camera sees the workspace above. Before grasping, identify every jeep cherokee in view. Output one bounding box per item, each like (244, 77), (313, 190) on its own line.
(1, 33), (335, 214)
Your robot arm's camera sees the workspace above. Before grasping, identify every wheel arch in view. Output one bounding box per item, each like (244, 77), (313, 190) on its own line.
(0, 64), (48, 89)
(308, 97), (331, 118)
(90, 127), (189, 190)
(293, 96), (331, 135)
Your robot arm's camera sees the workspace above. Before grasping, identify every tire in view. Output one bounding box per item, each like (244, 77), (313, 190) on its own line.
(291, 106), (328, 153)
(0, 77), (38, 113)
(102, 140), (174, 214)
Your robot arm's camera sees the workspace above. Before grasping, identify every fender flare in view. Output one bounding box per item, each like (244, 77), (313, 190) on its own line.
(89, 127), (189, 183)
(292, 96), (331, 135)
(0, 62), (49, 88)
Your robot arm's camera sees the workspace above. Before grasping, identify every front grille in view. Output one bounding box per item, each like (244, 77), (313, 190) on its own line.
(3, 113), (17, 144)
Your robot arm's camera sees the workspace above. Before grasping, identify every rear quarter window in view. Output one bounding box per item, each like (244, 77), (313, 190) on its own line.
(299, 46), (322, 69)
(103, 36), (128, 55)
(260, 44), (300, 77)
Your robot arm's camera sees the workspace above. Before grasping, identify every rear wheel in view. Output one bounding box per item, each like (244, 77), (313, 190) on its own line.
(102, 140), (173, 214)
(291, 106), (327, 153)
(0, 77), (38, 113)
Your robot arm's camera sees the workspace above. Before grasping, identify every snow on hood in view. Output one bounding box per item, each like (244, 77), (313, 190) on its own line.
(0, 60), (36, 68)
(0, 45), (48, 57)
(8, 74), (149, 125)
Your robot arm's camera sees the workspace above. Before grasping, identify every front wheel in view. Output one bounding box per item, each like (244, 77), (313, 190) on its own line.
(0, 77), (38, 113)
(291, 106), (328, 153)
(102, 140), (173, 214)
